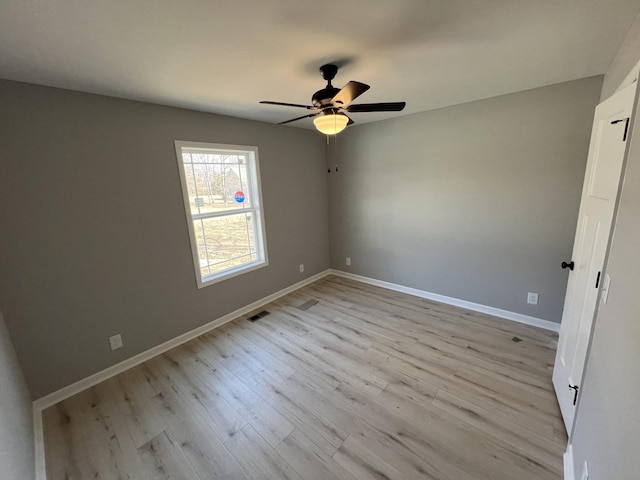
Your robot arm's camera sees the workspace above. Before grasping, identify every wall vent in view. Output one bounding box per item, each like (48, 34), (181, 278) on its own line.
(248, 310), (271, 322)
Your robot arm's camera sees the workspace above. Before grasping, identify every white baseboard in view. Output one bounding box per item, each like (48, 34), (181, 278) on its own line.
(32, 268), (331, 479)
(329, 269), (560, 333)
(564, 444), (575, 480)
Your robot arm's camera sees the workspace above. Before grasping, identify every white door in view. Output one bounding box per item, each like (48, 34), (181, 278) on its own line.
(553, 83), (636, 433)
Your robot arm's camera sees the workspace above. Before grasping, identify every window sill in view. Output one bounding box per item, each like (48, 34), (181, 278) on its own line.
(196, 259), (268, 289)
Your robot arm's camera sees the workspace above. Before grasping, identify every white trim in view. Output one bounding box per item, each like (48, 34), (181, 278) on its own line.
(32, 269), (331, 479)
(564, 444), (575, 480)
(329, 269), (560, 332)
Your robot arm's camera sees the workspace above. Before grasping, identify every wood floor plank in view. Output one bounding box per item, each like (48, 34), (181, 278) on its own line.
(244, 371), (349, 455)
(432, 388), (563, 475)
(43, 396), (99, 480)
(458, 348), (557, 398)
(43, 275), (565, 480)
(77, 387), (149, 480)
(192, 332), (349, 456)
(333, 434), (409, 480)
(277, 428), (358, 480)
(94, 374), (168, 449)
(198, 329), (288, 388)
(441, 367), (557, 439)
(366, 344), (453, 389)
(223, 424), (304, 480)
(280, 371), (357, 441)
(346, 416), (473, 480)
(279, 302), (375, 351)
(138, 431), (201, 480)
(455, 363), (560, 421)
(231, 319), (344, 389)
(336, 380), (559, 480)
(150, 351), (247, 443)
(275, 325), (389, 390)
(186, 339), (298, 448)
(150, 386), (248, 479)
(210, 325), (297, 384)
(260, 387), (346, 455)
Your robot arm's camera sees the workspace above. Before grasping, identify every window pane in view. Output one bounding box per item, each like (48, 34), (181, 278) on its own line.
(183, 164), (201, 215)
(188, 159), (248, 213)
(207, 255), (255, 276)
(192, 219), (208, 267)
(245, 211), (257, 255)
(236, 163), (252, 208)
(221, 164), (247, 207)
(199, 213), (257, 275)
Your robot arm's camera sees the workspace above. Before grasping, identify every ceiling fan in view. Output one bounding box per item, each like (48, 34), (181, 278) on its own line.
(260, 64), (406, 135)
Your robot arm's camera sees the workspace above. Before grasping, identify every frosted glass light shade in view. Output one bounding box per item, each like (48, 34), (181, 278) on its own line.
(313, 113), (349, 135)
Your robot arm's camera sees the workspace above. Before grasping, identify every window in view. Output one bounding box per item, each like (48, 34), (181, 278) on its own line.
(174, 141), (268, 287)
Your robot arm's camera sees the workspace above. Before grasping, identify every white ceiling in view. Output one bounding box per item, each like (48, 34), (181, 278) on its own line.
(1, 0), (639, 129)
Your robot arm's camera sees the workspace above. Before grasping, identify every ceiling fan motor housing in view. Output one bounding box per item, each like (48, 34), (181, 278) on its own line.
(312, 86), (340, 107)
(313, 64), (341, 107)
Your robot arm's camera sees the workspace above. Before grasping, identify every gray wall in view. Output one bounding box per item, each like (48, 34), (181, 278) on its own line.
(601, 9), (640, 100)
(0, 310), (34, 480)
(328, 77), (603, 323)
(0, 79), (330, 399)
(569, 31), (640, 480)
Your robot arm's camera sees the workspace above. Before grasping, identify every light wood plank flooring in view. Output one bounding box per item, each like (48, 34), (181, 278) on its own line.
(43, 275), (567, 479)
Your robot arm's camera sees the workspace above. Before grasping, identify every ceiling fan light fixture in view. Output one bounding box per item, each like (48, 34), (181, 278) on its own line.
(261, 64), (406, 129)
(313, 112), (349, 135)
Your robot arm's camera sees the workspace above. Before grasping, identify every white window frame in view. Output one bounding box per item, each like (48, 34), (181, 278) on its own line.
(174, 140), (268, 288)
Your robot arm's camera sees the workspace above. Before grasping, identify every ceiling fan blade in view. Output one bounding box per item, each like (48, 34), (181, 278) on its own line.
(260, 101), (315, 110)
(345, 102), (406, 112)
(331, 81), (370, 107)
(278, 112), (320, 125)
(346, 114), (355, 126)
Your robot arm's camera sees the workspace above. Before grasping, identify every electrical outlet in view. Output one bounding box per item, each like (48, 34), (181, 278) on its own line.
(346, 257), (351, 266)
(299, 264), (305, 273)
(109, 334), (123, 351)
(527, 292), (539, 305)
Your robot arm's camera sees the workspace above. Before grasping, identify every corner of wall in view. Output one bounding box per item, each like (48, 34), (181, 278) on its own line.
(601, 9), (640, 100)
(0, 310), (36, 479)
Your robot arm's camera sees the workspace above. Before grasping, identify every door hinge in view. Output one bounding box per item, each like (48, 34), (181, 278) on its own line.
(611, 117), (630, 141)
(595, 271), (601, 289)
(569, 384), (579, 406)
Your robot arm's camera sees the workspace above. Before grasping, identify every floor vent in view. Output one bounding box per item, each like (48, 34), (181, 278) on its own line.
(248, 310), (271, 322)
(298, 299), (319, 311)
